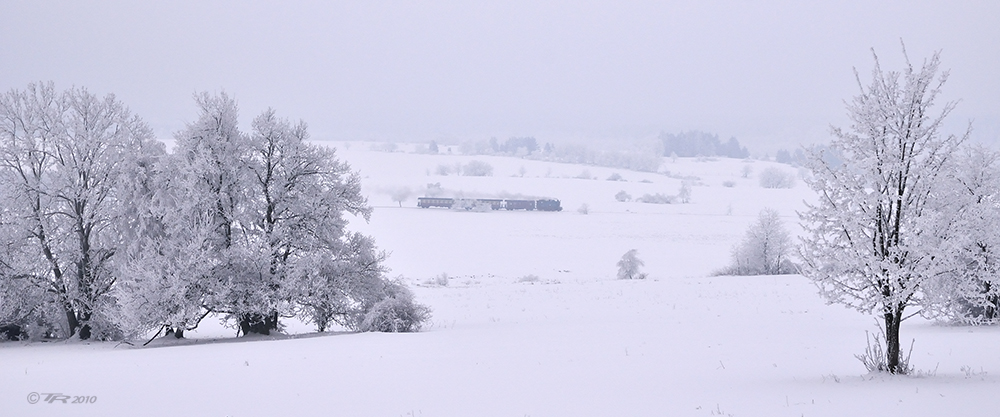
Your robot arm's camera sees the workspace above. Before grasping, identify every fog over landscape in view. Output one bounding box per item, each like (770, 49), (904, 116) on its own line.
(2, 1), (999, 152)
(4, 2), (1000, 416)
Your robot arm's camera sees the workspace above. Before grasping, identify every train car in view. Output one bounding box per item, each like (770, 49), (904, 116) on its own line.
(536, 199), (563, 211)
(504, 199), (536, 210)
(478, 198), (504, 210)
(417, 197), (454, 208)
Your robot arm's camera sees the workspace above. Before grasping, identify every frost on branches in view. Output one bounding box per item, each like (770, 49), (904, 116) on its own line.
(0, 82), (162, 340)
(799, 48), (968, 373)
(723, 208), (795, 276)
(0, 86), (429, 341)
(118, 92), (429, 337)
(922, 146), (1000, 324)
(617, 249), (647, 280)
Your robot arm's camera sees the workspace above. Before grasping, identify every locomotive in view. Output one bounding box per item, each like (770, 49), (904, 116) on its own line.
(417, 197), (563, 211)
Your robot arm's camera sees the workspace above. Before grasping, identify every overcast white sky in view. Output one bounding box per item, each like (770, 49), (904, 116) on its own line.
(2, 1), (998, 152)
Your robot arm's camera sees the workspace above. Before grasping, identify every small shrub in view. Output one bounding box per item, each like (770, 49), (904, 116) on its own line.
(360, 284), (432, 333)
(517, 274), (540, 283)
(719, 208), (796, 275)
(462, 160), (493, 176)
(617, 249), (647, 280)
(637, 193), (674, 204)
(576, 170), (592, 180)
(372, 142), (398, 152)
(424, 273), (449, 287)
(722, 180), (736, 188)
(615, 190), (632, 202)
(435, 164), (452, 176)
(758, 167), (795, 189)
(577, 203), (589, 214)
(607, 173), (624, 181)
(677, 182), (691, 203)
(856, 330), (914, 375)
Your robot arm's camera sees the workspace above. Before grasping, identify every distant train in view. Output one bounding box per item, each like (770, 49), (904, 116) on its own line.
(417, 197), (563, 211)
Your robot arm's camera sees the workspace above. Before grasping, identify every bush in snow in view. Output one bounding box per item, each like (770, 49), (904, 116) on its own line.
(517, 274), (541, 283)
(424, 273), (449, 287)
(856, 330), (914, 375)
(637, 193), (674, 204)
(295, 233), (398, 333)
(615, 190), (632, 202)
(607, 172), (624, 181)
(372, 142), (397, 152)
(758, 166), (795, 189)
(577, 203), (590, 214)
(720, 208), (795, 276)
(462, 160), (494, 176)
(677, 181), (692, 203)
(359, 281), (432, 333)
(435, 164), (453, 175)
(617, 249), (647, 280)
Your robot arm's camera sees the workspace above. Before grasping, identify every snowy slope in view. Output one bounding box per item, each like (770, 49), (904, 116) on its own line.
(2, 143), (998, 417)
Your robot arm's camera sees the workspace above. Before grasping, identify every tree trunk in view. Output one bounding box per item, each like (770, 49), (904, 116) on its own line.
(883, 308), (903, 373)
(239, 312), (279, 336)
(64, 302), (80, 339)
(77, 311), (93, 340)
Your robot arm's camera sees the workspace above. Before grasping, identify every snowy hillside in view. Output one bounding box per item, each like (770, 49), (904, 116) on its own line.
(340, 142), (809, 281)
(2, 143), (998, 417)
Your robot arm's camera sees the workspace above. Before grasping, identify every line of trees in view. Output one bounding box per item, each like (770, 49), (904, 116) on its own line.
(659, 131), (749, 158)
(0, 83), (428, 341)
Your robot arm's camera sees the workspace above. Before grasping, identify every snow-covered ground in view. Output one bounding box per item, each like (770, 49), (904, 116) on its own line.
(3, 143), (998, 416)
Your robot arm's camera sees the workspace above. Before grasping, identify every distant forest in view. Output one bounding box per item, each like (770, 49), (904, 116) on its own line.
(659, 131), (749, 158)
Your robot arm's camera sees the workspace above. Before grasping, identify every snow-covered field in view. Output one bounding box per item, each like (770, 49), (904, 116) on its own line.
(3, 143), (999, 416)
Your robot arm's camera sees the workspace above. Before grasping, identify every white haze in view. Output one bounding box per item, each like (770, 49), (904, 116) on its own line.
(1, 1), (998, 153)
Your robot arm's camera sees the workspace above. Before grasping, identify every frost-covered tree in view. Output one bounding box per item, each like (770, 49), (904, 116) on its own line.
(799, 48), (968, 373)
(758, 167), (795, 189)
(390, 187), (412, 207)
(359, 280), (432, 332)
(295, 233), (393, 331)
(3, 87), (429, 341)
(279, 160), (429, 333)
(726, 208), (793, 276)
(462, 160), (493, 176)
(922, 145), (1000, 324)
(677, 181), (692, 203)
(123, 92), (415, 338)
(116, 92), (246, 338)
(617, 249), (647, 280)
(231, 108), (370, 335)
(0, 82), (161, 340)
